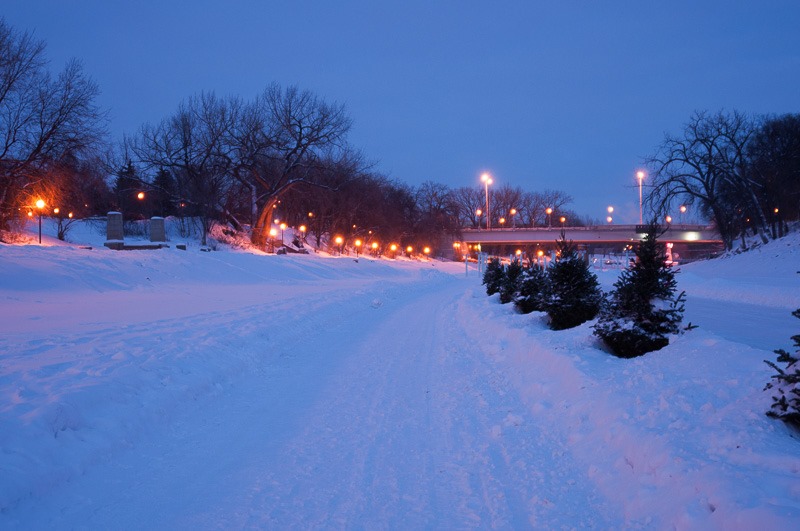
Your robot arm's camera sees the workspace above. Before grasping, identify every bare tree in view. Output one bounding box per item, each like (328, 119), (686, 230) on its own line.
(130, 92), (236, 245)
(491, 184), (524, 227)
(0, 18), (106, 231)
(233, 84), (353, 247)
(645, 110), (763, 250)
(450, 186), (484, 228)
(747, 113), (800, 237)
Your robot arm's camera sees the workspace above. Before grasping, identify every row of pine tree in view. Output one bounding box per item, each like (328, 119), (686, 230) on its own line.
(481, 226), (800, 429)
(483, 224), (685, 357)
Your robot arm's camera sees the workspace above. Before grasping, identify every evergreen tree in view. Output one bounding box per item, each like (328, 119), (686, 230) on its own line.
(541, 232), (603, 330)
(151, 168), (177, 217)
(514, 265), (548, 314)
(499, 260), (524, 304)
(593, 223), (686, 358)
(764, 309), (800, 427)
(482, 258), (503, 296)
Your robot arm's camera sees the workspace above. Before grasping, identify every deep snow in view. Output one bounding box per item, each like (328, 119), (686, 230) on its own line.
(1, 220), (799, 529)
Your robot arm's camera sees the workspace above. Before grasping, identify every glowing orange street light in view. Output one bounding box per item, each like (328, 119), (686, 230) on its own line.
(545, 207), (553, 227)
(607, 216), (613, 224)
(559, 216), (566, 227)
(53, 207), (60, 215)
(137, 191), (145, 200)
(665, 215), (672, 224)
(35, 199), (45, 243)
(406, 245), (413, 255)
(423, 246), (431, 256)
(355, 239), (362, 257)
(390, 243), (397, 252)
(279, 222), (287, 245)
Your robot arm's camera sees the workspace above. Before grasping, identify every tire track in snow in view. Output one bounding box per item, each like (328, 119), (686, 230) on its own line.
(220, 276), (611, 528)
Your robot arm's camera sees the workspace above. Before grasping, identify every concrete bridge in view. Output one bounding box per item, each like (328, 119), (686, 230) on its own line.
(458, 224), (724, 262)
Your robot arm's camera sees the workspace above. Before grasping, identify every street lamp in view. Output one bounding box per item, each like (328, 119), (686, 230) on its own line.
(35, 199), (45, 243)
(299, 224), (307, 242)
(510, 208), (517, 228)
(545, 207), (553, 228)
(279, 222), (287, 245)
(560, 216), (566, 228)
(636, 170), (646, 224)
(607, 216), (613, 224)
(499, 217), (506, 227)
(480, 172), (493, 229)
(355, 238), (362, 257)
(679, 205), (687, 224)
(269, 228), (277, 252)
(475, 209), (482, 228)
(334, 235), (344, 254)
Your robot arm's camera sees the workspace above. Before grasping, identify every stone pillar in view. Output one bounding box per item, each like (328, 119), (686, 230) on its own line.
(106, 212), (123, 241)
(150, 217), (166, 242)
(104, 211), (124, 250)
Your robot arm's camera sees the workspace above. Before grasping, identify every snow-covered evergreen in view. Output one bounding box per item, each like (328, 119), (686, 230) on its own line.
(541, 232), (603, 330)
(765, 308), (800, 426)
(482, 257), (503, 296)
(513, 264), (548, 314)
(498, 259), (523, 304)
(594, 223), (685, 358)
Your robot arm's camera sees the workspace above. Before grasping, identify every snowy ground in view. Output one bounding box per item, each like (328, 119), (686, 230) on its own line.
(1, 220), (799, 529)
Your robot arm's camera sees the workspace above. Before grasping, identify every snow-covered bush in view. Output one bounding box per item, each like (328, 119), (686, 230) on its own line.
(593, 223), (685, 358)
(482, 258), (503, 296)
(764, 308), (800, 427)
(541, 233), (603, 330)
(498, 260), (524, 304)
(513, 265), (548, 314)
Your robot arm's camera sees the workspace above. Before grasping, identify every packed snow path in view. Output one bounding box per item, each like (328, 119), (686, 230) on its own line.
(4, 267), (610, 528)
(2, 243), (799, 528)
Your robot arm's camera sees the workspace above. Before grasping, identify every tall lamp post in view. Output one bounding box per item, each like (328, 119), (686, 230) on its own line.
(35, 199), (45, 243)
(545, 207), (553, 228)
(480, 172), (493, 229)
(636, 170), (646, 224)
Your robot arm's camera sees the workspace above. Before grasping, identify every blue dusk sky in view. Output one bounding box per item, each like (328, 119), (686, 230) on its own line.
(4, 1), (800, 222)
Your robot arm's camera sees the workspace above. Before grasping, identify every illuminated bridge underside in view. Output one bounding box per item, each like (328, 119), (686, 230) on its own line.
(460, 225), (722, 246)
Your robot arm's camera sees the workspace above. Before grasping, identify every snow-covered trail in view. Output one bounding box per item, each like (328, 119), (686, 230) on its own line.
(4, 241), (800, 529)
(5, 268), (611, 529)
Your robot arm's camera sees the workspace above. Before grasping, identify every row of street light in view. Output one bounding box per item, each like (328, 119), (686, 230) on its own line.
(331, 236), (431, 258)
(25, 199), (76, 244)
(477, 170), (686, 228)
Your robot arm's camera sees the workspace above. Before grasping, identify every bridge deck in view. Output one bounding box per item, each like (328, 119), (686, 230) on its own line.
(460, 224), (721, 245)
